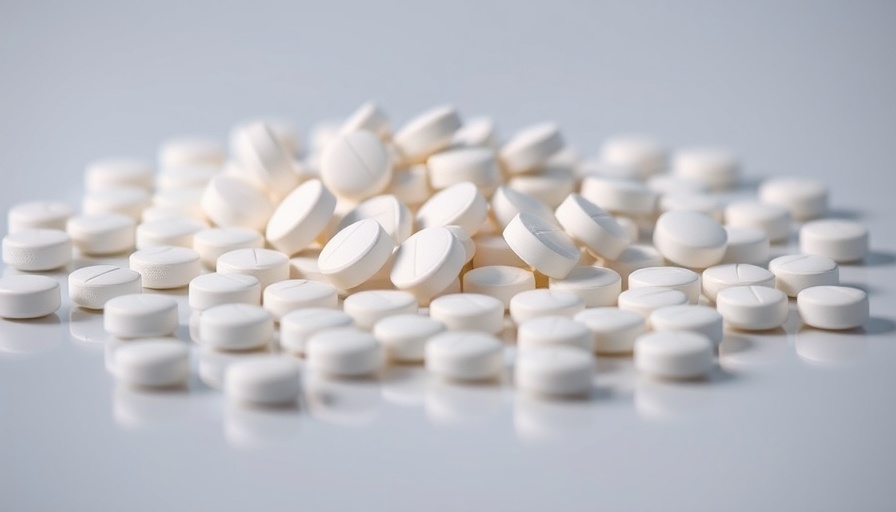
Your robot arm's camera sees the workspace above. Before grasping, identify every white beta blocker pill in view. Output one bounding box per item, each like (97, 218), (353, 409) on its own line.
(113, 339), (189, 388)
(83, 186), (150, 220)
(548, 266), (621, 307)
(129, 246), (201, 289)
(429, 293), (504, 334)
(635, 331), (714, 380)
(517, 315), (592, 353)
(649, 305), (724, 346)
(515, 346), (595, 397)
(724, 201), (791, 243)
(7, 200), (74, 234)
(306, 327), (381, 377)
(768, 254), (839, 297)
(653, 210), (728, 268)
(342, 290), (418, 330)
(759, 176), (828, 220)
(262, 279), (338, 320)
(799, 220), (869, 263)
(602, 244), (664, 282)
(393, 105), (462, 163)
(490, 186), (556, 230)
(416, 182), (488, 235)
(199, 304), (273, 351)
(341, 101), (390, 139)
(0, 275), (61, 319)
(280, 308), (354, 355)
(188, 272), (261, 312)
(217, 248), (289, 291)
(320, 130), (392, 202)
(715, 285), (789, 331)
(599, 135), (666, 179)
(193, 227), (263, 268)
(797, 286), (869, 330)
(580, 177), (657, 216)
(462, 265), (535, 309)
(628, 267), (701, 304)
(336, 194), (414, 245)
(499, 122), (564, 175)
(319, 219), (394, 290)
(136, 218), (206, 249)
(85, 158), (154, 191)
(69, 265), (142, 310)
(672, 147), (739, 190)
(427, 147), (501, 194)
(702, 264), (775, 302)
(391, 227), (465, 302)
(509, 289), (585, 324)
(265, 179), (337, 256)
(201, 174), (273, 231)
(503, 212), (579, 279)
(2, 229), (72, 271)
(555, 194), (630, 260)
(225, 357), (301, 405)
(104, 294), (178, 338)
(66, 213), (136, 256)
(617, 287), (688, 318)
(425, 331), (503, 382)
(373, 314), (446, 363)
(574, 307), (646, 354)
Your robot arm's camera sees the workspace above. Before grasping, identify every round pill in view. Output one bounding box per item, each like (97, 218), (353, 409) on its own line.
(628, 267), (701, 304)
(393, 105), (462, 163)
(388, 165), (431, 207)
(320, 130), (392, 202)
(135, 218), (206, 249)
(797, 286), (869, 330)
(341, 101), (390, 139)
(452, 116), (498, 148)
(201, 174), (274, 231)
(232, 121), (298, 201)
(265, 179), (337, 256)
(617, 287), (689, 318)
(306, 327), (381, 377)
(129, 246), (201, 289)
(768, 254), (839, 297)
(517, 315), (592, 352)
(336, 194), (413, 245)
(158, 137), (225, 169)
(155, 166), (217, 192)
(66, 213), (136, 255)
(653, 210), (728, 268)
(280, 308), (354, 355)
(759, 176), (829, 220)
(217, 248), (290, 291)
(507, 164), (575, 208)
(85, 158), (154, 191)
(462, 265), (535, 309)
(490, 186), (556, 230)
(390, 227), (465, 302)
(7, 200), (74, 234)
(373, 314), (446, 363)
(69, 265), (143, 310)
(262, 279), (338, 321)
(580, 177), (658, 216)
(2, 229), (72, 271)
(573, 307), (646, 354)
(702, 263), (775, 302)
(515, 346), (595, 397)
(715, 285), (789, 331)
(602, 244), (664, 283)
(548, 266), (621, 307)
(188, 273), (261, 312)
(104, 294), (178, 338)
(671, 147), (739, 190)
(555, 194), (630, 260)
(503, 212), (579, 279)
(614, 216), (638, 242)
(0, 275), (61, 319)
(113, 339), (190, 388)
(647, 174), (709, 196)
(225, 357), (301, 405)
(634, 331), (714, 380)
(721, 226), (770, 266)
(82, 186), (151, 220)
(509, 289), (585, 324)
(151, 188), (207, 220)
(472, 235), (527, 268)
(599, 135), (666, 179)
(416, 182), (488, 235)
(724, 201), (792, 243)
(659, 193), (724, 222)
(499, 122), (564, 175)
(319, 219), (394, 290)
(429, 293), (505, 334)
(444, 225), (476, 264)
(199, 304), (273, 351)
(343, 289), (418, 330)
(426, 331), (503, 381)
(649, 305), (724, 345)
(427, 147), (501, 194)
(799, 219), (869, 263)
(193, 227), (264, 268)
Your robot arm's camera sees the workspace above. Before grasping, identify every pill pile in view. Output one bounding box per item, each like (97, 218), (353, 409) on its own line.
(0, 102), (874, 405)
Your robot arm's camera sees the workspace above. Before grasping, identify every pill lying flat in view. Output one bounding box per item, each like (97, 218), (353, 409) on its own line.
(129, 246), (202, 289)
(85, 158), (154, 191)
(653, 210), (728, 269)
(715, 285), (789, 331)
(393, 105), (462, 163)
(649, 305), (724, 345)
(462, 265), (535, 309)
(69, 265), (143, 310)
(628, 267), (701, 304)
(306, 327), (381, 377)
(113, 339), (190, 388)
(373, 314), (446, 363)
(517, 315), (592, 353)
(503, 212), (579, 279)
(188, 273), (261, 312)
(617, 287), (688, 318)
(759, 176), (828, 220)
(225, 357), (301, 405)
(2, 229), (72, 271)
(426, 331), (503, 381)
(262, 279), (338, 321)
(471, 235), (527, 268)
(83, 186), (151, 220)
(104, 294), (178, 338)
(799, 219), (869, 263)
(507, 164), (575, 208)
(515, 346), (595, 397)
(158, 137), (225, 169)
(797, 285), (869, 330)
(67, 213), (136, 256)
(7, 200), (74, 234)
(217, 248), (290, 291)
(635, 331), (714, 380)
(724, 201), (791, 243)
(201, 174), (273, 231)
(580, 177), (658, 217)
(429, 293), (505, 334)
(721, 226), (769, 266)
(702, 263), (775, 302)
(193, 227), (264, 268)
(199, 304), (273, 351)
(602, 244), (664, 282)
(279, 308), (354, 356)
(769, 254), (839, 297)
(342, 289), (418, 330)
(548, 266), (621, 307)
(136, 218), (207, 249)
(599, 135), (666, 179)
(573, 307), (646, 354)
(0, 275), (61, 319)
(428, 147), (501, 195)
(509, 289), (585, 324)
(672, 147), (739, 190)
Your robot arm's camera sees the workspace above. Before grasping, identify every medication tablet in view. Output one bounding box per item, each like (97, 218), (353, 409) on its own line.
(262, 279), (338, 320)
(104, 294), (178, 338)
(341, 101), (390, 139)
(724, 201), (791, 243)
(280, 308), (354, 355)
(555, 194), (630, 260)
(659, 193), (724, 222)
(548, 266), (621, 307)
(232, 122), (299, 201)
(343, 290), (418, 330)
(188, 273), (261, 312)
(599, 135), (666, 179)
(617, 287), (688, 318)
(509, 289), (585, 324)
(671, 148), (739, 190)
(647, 174), (709, 196)
(649, 305), (724, 345)
(319, 220), (394, 290)
(85, 158), (154, 191)
(390, 227), (465, 301)
(499, 122), (564, 175)
(452, 116), (498, 148)
(201, 174), (274, 231)
(503, 212), (579, 279)
(759, 176), (828, 220)
(388, 165), (430, 207)
(517, 316), (592, 352)
(490, 186), (556, 230)
(288, 249), (325, 281)
(715, 285), (789, 331)
(427, 147), (501, 194)
(445, 225), (476, 264)
(416, 182), (488, 235)
(580, 177), (657, 216)
(425, 331), (503, 381)
(158, 137), (225, 169)
(136, 218), (206, 249)
(634, 331), (714, 380)
(603, 244), (664, 282)
(506, 164), (575, 208)
(199, 304), (273, 351)
(217, 248), (290, 291)
(225, 357), (301, 405)
(0, 275), (61, 319)
(2, 229), (72, 271)
(702, 264), (775, 302)
(615, 216), (638, 242)
(306, 327), (381, 377)
(573, 307), (646, 354)
(721, 226), (769, 266)
(193, 227), (264, 268)
(66, 213), (135, 256)
(429, 293), (505, 334)
(373, 314), (446, 363)
(155, 166), (217, 191)
(653, 210), (728, 268)
(82, 186), (151, 220)
(768, 254), (839, 297)
(113, 339), (190, 388)
(472, 235), (527, 268)
(799, 219), (869, 263)
(7, 200), (74, 234)
(515, 347), (595, 397)
(265, 179), (337, 256)
(69, 265), (142, 310)
(151, 188), (206, 220)
(320, 130), (392, 202)
(462, 265), (535, 309)
(129, 246), (201, 289)
(336, 195), (413, 245)
(393, 105), (462, 163)
(628, 267), (701, 304)
(797, 286), (869, 330)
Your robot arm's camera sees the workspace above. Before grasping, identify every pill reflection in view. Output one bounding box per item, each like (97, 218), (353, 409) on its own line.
(0, 314), (63, 355)
(718, 331), (789, 367)
(224, 401), (301, 450)
(197, 345), (273, 390)
(304, 373), (382, 427)
(69, 307), (107, 345)
(380, 365), (427, 407)
(425, 378), (504, 428)
(634, 376), (714, 421)
(795, 326), (867, 366)
(113, 383), (191, 430)
(513, 392), (596, 443)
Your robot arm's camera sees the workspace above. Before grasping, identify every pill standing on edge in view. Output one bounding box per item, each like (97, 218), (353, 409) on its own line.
(265, 179), (337, 256)
(390, 227), (465, 302)
(318, 219), (394, 290)
(320, 130), (392, 202)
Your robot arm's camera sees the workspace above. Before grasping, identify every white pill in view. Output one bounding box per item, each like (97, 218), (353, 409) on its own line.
(506, 164), (575, 208)
(393, 105), (462, 163)
(515, 346), (595, 397)
(306, 327), (381, 377)
(672, 148), (739, 190)
(646, 174), (709, 196)
(280, 308), (354, 355)
(503, 212), (579, 279)
(509, 289), (585, 324)
(199, 304), (273, 351)
(317, 219), (394, 290)
(702, 263), (775, 302)
(628, 267), (701, 304)
(188, 273), (261, 312)
(225, 357), (301, 405)
(759, 176), (828, 220)
(66, 213), (135, 256)
(69, 265), (143, 310)
(0, 275), (61, 319)
(7, 200), (74, 234)
(462, 265), (535, 309)
(416, 182), (488, 235)
(602, 244), (664, 282)
(82, 186), (151, 220)
(151, 188), (207, 221)
(452, 116), (498, 148)
(768, 254), (839, 297)
(444, 225), (476, 264)
(104, 294), (178, 338)
(425, 331), (503, 381)
(85, 158), (154, 191)
(548, 266), (621, 307)
(336, 195), (413, 245)
(217, 248), (289, 291)
(373, 314), (446, 363)
(234, 118), (300, 157)
(715, 285), (789, 330)
(721, 226), (769, 266)
(429, 293), (505, 334)
(490, 186), (555, 230)
(135, 218), (206, 249)
(390, 227), (465, 301)
(653, 210), (728, 268)
(343, 289), (418, 330)
(499, 122), (563, 175)
(388, 165), (431, 207)
(573, 307), (646, 354)
(262, 279), (338, 320)
(649, 305), (724, 345)
(799, 219), (869, 263)
(555, 194), (630, 260)
(517, 315), (592, 352)
(341, 101), (390, 139)
(580, 177), (657, 216)
(724, 201), (791, 243)
(155, 166), (217, 191)
(265, 179), (337, 256)
(232, 121), (299, 201)
(113, 339), (190, 388)
(320, 130), (392, 202)
(192, 227), (263, 268)
(427, 147), (501, 194)
(635, 331), (714, 380)
(618, 287), (689, 318)
(615, 216), (639, 242)
(201, 174), (273, 231)
(129, 246), (201, 289)
(158, 137), (225, 169)
(471, 235), (527, 268)
(287, 249), (325, 282)
(659, 193), (723, 222)
(599, 135), (666, 179)
(2, 229), (71, 271)
(797, 286), (869, 330)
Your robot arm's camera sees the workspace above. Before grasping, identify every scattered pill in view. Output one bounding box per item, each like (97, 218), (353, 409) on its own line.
(0, 275), (61, 319)
(113, 339), (190, 388)
(797, 286), (869, 330)
(444, 225), (476, 264)
(373, 314), (446, 363)
(555, 194), (630, 260)
(201, 174), (273, 231)
(193, 227), (264, 268)
(225, 357), (301, 405)
(104, 294), (178, 338)
(231, 122), (298, 202)
(428, 147), (501, 194)
(135, 217), (206, 249)
(388, 165), (431, 207)
(416, 182), (488, 235)
(66, 213), (136, 255)
(548, 265), (621, 307)
(509, 289), (585, 324)
(452, 116), (498, 148)
(69, 265), (143, 310)
(721, 226), (769, 266)
(85, 158), (154, 191)
(517, 315), (592, 352)
(515, 346), (595, 397)
(759, 176), (828, 220)
(2, 229), (72, 271)
(425, 331), (503, 381)
(653, 210), (728, 268)
(472, 235), (527, 268)
(490, 186), (556, 230)
(462, 265), (535, 309)
(320, 130), (392, 202)
(341, 101), (391, 139)
(7, 200), (74, 234)
(573, 307), (646, 354)
(768, 254), (839, 297)
(649, 305), (724, 345)
(702, 263), (775, 302)
(671, 148), (739, 190)
(503, 212), (579, 279)
(319, 219), (394, 290)
(265, 179), (337, 256)
(280, 308), (354, 355)
(129, 246), (202, 289)
(158, 137), (225, 169)
(599, 135), (666, 179)
(393, 105), (462, 163)
(507, 164), (575, 208)
(580, 177), (657, 217)
(724, 201), (791, 243)
(715, 285), (789, 331)
(635, 331), (714, 380)
(336, 194), (413, 245)
(602, 244), (664, 283)
(306, 327), (382, 377)
(499, 122), (563, 175)
(429, 293), (505, 334)
(391, 227), (465, 302)
(199, 304), (273, 351)
(216, 248), (290, 291)
(262, 279), (338, 320)
(659, 193), (724, 222)
(647, 174), (709, 196)
(628, 267), (701, 304)
(342, 289), (418, 330)
(799, 219), (869, 263)
(188, 273), (261, 312)
(618, 286), (689, 318)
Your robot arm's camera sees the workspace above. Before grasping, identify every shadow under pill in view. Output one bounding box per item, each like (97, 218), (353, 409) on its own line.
(794, 326), (868, 366)
(224, 401), (302, 450)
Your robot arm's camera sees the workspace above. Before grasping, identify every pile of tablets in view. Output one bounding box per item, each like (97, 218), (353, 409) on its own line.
(0, 102), (873, 404)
